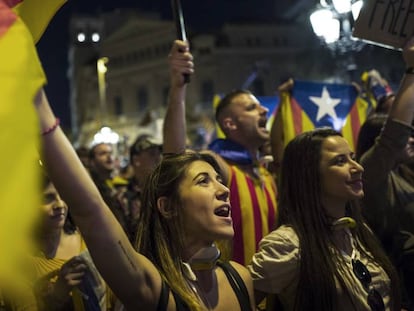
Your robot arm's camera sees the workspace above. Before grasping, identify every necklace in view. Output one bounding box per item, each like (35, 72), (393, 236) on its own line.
(331, 217), (356, 231)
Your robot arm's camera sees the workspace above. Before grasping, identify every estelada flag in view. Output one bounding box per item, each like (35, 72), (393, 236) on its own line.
(278, 80), (372, 151)
(0, 0), (66, 285)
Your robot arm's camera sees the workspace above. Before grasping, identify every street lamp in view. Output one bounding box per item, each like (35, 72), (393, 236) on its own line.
(97, 57), (109, 125)
(94, 57), (120, 146)
(310, 0), (364, 54)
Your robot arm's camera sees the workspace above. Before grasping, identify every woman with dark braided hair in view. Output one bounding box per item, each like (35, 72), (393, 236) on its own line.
(249, 128), (401, 311)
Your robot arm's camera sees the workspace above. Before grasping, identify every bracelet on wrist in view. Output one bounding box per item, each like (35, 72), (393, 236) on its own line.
(405, 67), (414, 74)
(42, 118), (60, 136)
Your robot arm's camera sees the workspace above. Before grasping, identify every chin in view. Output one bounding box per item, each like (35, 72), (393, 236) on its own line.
(403, 157), (414, 165)
(215, 230), (234, 241)
(350, 191), (364, 200)
(259, 131), (270, 140)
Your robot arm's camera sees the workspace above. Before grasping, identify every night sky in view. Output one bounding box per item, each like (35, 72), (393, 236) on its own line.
(36, 0), (283, 129)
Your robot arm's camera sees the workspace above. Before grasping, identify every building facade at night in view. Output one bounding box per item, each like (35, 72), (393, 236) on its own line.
(68, 9), (405, 149)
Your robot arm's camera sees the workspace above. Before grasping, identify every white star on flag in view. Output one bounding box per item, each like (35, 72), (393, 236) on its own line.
(309, 86), (341, 121)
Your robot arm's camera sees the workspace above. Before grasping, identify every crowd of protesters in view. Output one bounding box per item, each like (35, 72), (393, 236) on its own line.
(3, 13), (414, 310)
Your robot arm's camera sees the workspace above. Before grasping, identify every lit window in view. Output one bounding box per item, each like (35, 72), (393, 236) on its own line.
(77, 32), (86, 42)
(91, 32), (100, 42)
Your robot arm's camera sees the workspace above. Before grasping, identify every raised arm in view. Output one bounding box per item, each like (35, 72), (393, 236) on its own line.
(270, 78), (294, 177)
(361, 39), (414, 174)
(359, 39), (414, 239)
(163, 40), (232, 183)
(389, 38), (414, 123)
(163, 40), (194, 154)
(34, 90), (162, 310)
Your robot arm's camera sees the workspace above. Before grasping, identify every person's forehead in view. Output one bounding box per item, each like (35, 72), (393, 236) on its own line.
(43, 182), (57, 193)
(138, 146), (161, 156)
(185, 160), (216, 178)
(321, 136), (351, 154)
(231, 93), (259, 106)
(95, 144), (112, 152)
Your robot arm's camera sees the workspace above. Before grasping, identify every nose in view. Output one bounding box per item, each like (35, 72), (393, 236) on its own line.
(216, 182), (230, 201)
(259, 105), (268, 116)
(53, 195), (66, 208)
(350, 159), (364, 174)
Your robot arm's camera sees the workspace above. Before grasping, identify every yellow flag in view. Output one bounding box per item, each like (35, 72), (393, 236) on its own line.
(13, 0), (67, 43)
(212, 94), (226, 139)
(0, 0), (66, 284)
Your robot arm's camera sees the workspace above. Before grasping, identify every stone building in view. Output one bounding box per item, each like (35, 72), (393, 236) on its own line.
(68, 9), (322, 148)
(68, 9), (405, 149)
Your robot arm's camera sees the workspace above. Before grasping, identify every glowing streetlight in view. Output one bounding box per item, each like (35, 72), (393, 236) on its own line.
(309, 0), (364, 54)
(94, 58), (120, 146)
(97, 57), (109, 125)
(92, 126), (119, 145)
(77, 32), (86, 42)
(91, 32), (100, 42)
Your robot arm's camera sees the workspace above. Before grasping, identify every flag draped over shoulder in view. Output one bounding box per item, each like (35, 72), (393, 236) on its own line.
(279, 80), (372, 151)
(0, 0), (66, 283)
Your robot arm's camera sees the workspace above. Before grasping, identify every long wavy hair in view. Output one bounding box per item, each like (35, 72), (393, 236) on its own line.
(135, 152), (222, 311)
(279, 128), (400, 310)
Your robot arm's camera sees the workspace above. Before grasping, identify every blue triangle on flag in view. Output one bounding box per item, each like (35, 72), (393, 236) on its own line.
(293, 80), (358, 131)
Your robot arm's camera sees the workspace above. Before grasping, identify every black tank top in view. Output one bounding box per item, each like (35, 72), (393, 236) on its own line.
(156, 261), (251, 311)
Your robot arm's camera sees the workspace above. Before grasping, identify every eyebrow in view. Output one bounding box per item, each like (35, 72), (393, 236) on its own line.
(246, 101), (258, 108)
(328, 152), (354, 161)
(192, 172), (208, 182)
(192, 171), (221, 182)
(43, 190), (56, 194)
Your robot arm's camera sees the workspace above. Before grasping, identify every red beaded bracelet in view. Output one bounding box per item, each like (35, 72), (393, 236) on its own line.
(42, 118), (60, 136)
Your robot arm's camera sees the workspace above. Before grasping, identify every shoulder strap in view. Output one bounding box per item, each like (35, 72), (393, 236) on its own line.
(171, 291), (191, 311)
(217, 261), (251, 311)
(156, 280), (191, 311)
(156, 280), (170, 311)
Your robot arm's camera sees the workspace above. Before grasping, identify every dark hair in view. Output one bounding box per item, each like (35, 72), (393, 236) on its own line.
(135, 151), (222, 311)
(40, 176), (77, 235)
(215, 89), (252, 123)
(279, 127), (341, 225)
(76, 146), (89, 158)
(129, 134), (162, 160)
(88, 143), (110, 160)
(356, 114), (387, 161)
(279, 127), (400, 310)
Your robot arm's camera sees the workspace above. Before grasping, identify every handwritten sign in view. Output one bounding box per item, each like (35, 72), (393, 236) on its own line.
(353, 0), (414, 49)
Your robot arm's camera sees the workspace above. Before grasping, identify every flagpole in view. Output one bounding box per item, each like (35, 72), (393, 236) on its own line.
(171, 0), (190, 84)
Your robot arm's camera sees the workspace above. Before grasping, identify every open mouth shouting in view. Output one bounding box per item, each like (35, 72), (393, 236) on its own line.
(214, 204), (231, 218)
